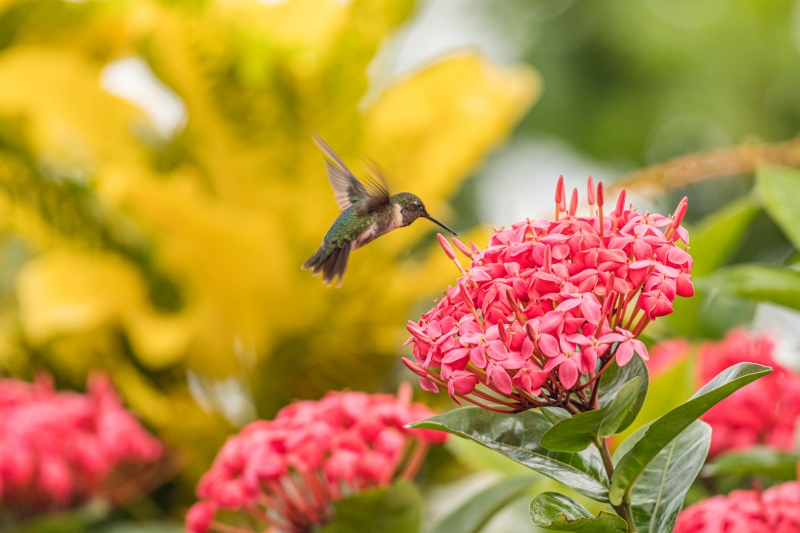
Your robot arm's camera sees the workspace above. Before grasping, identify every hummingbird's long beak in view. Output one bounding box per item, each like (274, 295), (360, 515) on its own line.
(423, 214), (457, 236)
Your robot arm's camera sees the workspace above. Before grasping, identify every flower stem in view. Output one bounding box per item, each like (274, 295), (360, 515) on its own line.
(400, 441), (429, 481)
(594, 437), (637, 533)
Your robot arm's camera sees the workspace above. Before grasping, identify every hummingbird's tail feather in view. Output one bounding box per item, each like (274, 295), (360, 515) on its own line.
(302, 242), (351, 287)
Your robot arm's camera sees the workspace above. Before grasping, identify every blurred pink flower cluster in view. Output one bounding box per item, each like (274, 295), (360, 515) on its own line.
(404, 178), (693, 412)
(0, 373), (163, 519)
(699, 329), (800, 457)
(675, 481), (800, 533)
(187, 386), (445, 533)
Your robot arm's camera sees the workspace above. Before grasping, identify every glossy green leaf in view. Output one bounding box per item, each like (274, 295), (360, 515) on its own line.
(703, 447), (800, 481)
(598, 355), (649, 433)
(530, 492), (628, 532)
(701, 264), (800, 312)
(410, 407), (610, 502)
(757, 166), (800, 250)
(430, 475), (537, 533)
(541, 378), (642, 453)
(628, 421), (711, 533)
(316, 481), (421, 533)
(609, 363), (771, 505)
(541, 406), (572, 425)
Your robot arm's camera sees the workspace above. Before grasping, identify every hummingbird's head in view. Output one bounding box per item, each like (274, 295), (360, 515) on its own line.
(395, 193), (457, 235)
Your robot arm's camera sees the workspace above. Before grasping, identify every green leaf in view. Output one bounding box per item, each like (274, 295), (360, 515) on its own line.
(540, 378), (642, 453)
(703, 446), (800, 481)
(410, 407), (610, 502)
(701, 264), (800, 312)
(541, 406), (572, 425)
(608, 363), (771, 505)
(429, 475), (537, 533)
(98, 523), (184, 533)
(628, 421), (711, 533)
(530, 492), (629, 532)
(757, 166), (800, 250)
(690, 196), (762, 278)
(598, 355), (649, 433)
(316, 481), (421, 533)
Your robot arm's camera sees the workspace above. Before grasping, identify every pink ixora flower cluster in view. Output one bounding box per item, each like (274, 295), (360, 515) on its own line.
(404, 177), (693, 413)
(698, 329), (800, 457)
(0, 373), (163, 519)
(186, 386), (445, 533)
(675, 481), (800, 533)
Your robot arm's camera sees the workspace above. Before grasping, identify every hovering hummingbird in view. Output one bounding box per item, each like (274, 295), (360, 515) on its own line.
(303, 134), (457, 286)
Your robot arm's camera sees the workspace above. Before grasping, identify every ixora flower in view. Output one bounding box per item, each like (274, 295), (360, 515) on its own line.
(186, 386), (445, 533)
(675, 481), (800, 532)
(404, 177), (693, 413)
(0, 373), (163, 520)
(698, 329), (800, 457)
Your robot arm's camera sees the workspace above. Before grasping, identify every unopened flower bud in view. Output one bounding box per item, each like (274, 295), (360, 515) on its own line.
(569, 188), (579, 216)
(604, 272), (616, 298)
(437, 233), (456, 260)
(586, 176), (595, 206)
(451, 237), (474, 258)
(672, 197), (688, 229)
(597, 181), (605, 207)
(614, 188), (627, 218)
(460, 283), (476, 310)
(524, 321), (536, 342)
(402, 357), (427, 377)
(498, 321), (509, 344)
(504, 288), (519, 312)
(555, 175), (564, 204)
(186, 502), (216, 533)
(406, 323), (431, 342)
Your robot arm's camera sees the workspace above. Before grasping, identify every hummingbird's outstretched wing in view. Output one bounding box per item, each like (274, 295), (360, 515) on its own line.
(312, 133), (391, 213)
(355, 158), (392, 215)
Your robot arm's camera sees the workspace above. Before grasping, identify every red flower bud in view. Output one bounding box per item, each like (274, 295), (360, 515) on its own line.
(451, 237), (474, 258)
(437, 233), (456, 259)
(402, 357), (428, 377)
(569, 188), (579, 216)
(555, 175), (564, 204)
(614, 188), (627, 217)
(672, 196), (688, 229)
(186, 502), (216, 533)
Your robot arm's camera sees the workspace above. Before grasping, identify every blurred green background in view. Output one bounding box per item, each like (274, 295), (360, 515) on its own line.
(3, 0), (800, 531)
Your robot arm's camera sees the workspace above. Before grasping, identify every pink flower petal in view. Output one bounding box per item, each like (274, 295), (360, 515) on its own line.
(491, 367), (513, 395)
(419, 376), (439, 393)
(442, 347), (469, 364)
(616, 342), (634, 366)
(543, 354), (566, 372)
(470, 347), (487, 369)
(558, 359), (579, 389)
(539, 334), (561, 357)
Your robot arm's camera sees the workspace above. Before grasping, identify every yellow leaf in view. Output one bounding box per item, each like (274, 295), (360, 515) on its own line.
(0, 46), (148, 171)
(16, 249), (196, 369)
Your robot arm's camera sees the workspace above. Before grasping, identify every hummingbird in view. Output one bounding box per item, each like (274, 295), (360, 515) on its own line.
(303, 134), (457, 286)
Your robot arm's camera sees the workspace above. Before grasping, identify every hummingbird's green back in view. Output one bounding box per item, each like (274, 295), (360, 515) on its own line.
(324, 205), (378, 248)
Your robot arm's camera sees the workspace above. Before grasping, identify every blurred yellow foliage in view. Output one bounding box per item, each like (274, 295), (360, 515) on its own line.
(0, 0), (539, 482)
